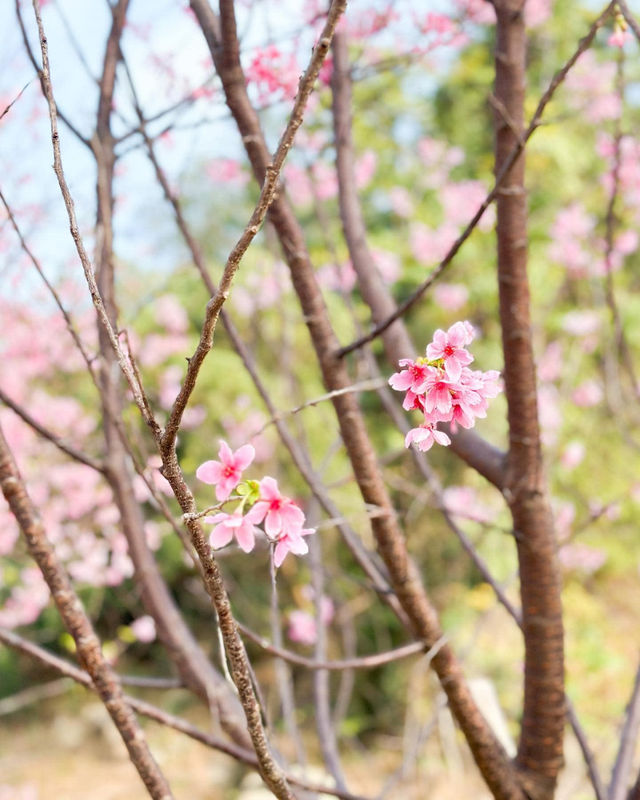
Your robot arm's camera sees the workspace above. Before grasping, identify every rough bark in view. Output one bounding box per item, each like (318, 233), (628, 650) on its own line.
(0, 424), (173, 800)
(91, 0), (250, 744)
(190, 1), (526, 796)
(493, 2), (565, 796)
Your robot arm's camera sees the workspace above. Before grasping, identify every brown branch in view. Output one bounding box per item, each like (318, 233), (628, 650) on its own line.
(0, 627), (371, 800)
(0, 423), (174, 800)
(330, 30), (506, 489)
(237, 620), (429, 670)
(0, 187), (98, 382)
(616, 0), (640, 42)
(602, 52), (640, 405)
(492, 2), (564, 796)
(309, 537), (347, 790)
(610, 660), (640, 800)
(159, 0), (342, 458)
(192, 1), (525, 797)
(120, 55), (412, 632)
(29, 0), (158, 434)
(336, 1), (616, 359)
(15, 0), (91, 147)
(0, 80), (33, 121)
(33, 0), (249, 741)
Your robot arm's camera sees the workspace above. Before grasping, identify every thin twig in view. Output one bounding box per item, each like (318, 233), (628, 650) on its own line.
(610, 660), (640, 800)
(336, 0), (617, 358)
(29, 0), (160, 435)
(0, 420), (173, 800)
(160, 0), (346, 457)
(0, 80), (33, 121)
(0, 387), (105, 474)
(0, 627), (371, 800)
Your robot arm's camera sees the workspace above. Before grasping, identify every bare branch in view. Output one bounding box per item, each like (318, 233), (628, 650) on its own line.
(0, 387), (105, 474)
(336, 1), (616, 358)
(0, 421), (174, 800)
(0, 627), (371, 800)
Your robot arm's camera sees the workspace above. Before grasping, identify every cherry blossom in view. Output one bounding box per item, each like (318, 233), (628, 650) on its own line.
(196, 440), (255, 501)
(130, 615), (157, 643)
(405, 424), (451, 452)
(273, 525), (315, 568)
(389, 358), (430, 394)
(248, 476), (306, 538)
(389, 322), (502, 451)
(426, 321), (475, 382)
(205, 509), (259, 553)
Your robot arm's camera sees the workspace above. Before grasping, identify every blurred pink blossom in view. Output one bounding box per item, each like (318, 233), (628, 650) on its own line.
(572, 380), (603, 407)
(131, 615), (157, 643)
(433, 283), (468, 311)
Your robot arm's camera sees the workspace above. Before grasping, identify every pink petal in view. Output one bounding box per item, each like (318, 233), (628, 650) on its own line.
(215, 476), (237, 501)
(196, 460), (223, 484)
(246, 502), (267, 525)
(280, 503), (305, 530)
(235, 522), (256, 553)
(259, 476), (280, 501)
(389, 371), (413, 391)
(209, 523), (234, 549)
(265, 508), (282, 537)
(233, 444), (255, 471)
(273, 540), (288, 568)
(218, 440), (233, 465)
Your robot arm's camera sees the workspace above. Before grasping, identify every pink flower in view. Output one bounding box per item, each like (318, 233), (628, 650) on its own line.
(389, 358), (430, 394)
(196, 440), (255, 501)
(287, 610), (317, 645)
(273, 526), (314, 568)
(608, 29), (629, 48)
(130, 615), (157, 643)
(433, 283), (468, 311)
(287, 597), (334, 645)
(204, 509), (259, 553)
(248, 476), (305, 538)
(405, 424), (451, 451)
(426, 321), (475, 381)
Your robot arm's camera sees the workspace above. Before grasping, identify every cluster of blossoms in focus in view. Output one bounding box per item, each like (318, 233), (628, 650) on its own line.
(196, 441), (314, 567)
(389, 321), (502, 451)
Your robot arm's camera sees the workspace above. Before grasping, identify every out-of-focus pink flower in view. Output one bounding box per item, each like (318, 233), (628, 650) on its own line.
(388, 186), (414, 217)
(433, 283), (468, 311)
(538, 341), (564, 383)
(561, 310), (601, 337)
(246, 45), (300, 101)
(131, 615), (157, 643)
(572, 380), (603, 407)
(524, 0), (551, 28)
(287, 610), (317, 645)
(560, 441), (586, 470)
(154, 294), (189, 334)
(205, 509), (259, 553)
(558, 543), (606, 573)
(354, 150), (377, 189)
(608, 29), (630, 48)
(196, 440), (255, 501)
(287, 596), (334, 644)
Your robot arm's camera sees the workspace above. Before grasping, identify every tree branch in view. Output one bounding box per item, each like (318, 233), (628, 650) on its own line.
(0, 421), (174, 800)
(492, 2), (564, 796)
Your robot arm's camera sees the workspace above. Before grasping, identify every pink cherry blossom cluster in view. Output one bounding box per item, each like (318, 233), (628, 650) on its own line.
(196, 441), (314, 567)
(389, 321), (502, 452)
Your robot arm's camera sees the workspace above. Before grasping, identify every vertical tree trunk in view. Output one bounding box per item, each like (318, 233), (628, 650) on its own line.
(493, 3), (565, 797)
